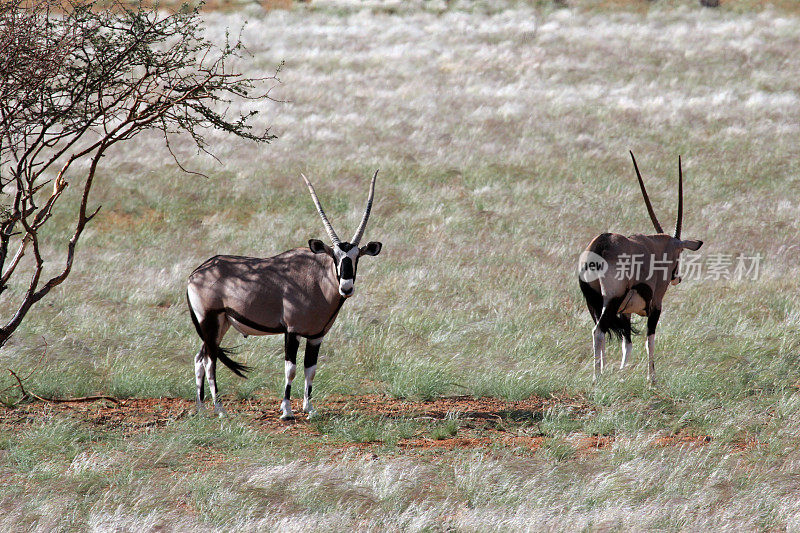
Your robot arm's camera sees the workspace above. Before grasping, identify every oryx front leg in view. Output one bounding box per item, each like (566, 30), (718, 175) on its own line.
(280, 334), (299, 421)
(646, 309), (661, 386)
(303, 337), (322, 416)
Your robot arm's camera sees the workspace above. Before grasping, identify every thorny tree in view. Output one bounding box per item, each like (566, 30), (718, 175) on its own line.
(0, 0), (278, 348)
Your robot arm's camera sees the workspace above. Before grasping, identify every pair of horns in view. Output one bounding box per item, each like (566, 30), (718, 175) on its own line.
(630, 151), (684, 239)
(300, 170), (378, 246)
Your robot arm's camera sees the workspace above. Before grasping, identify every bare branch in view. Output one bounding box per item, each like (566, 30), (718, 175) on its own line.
(7, 368), (121, 405)
(0, 0), (279, 347)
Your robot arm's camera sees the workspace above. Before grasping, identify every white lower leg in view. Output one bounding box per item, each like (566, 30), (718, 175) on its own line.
(303, 364), (316, 413)
(621, 338), (632, 369)
(646, 334), (656, 384)
(195, 352), (206, 412)
(280, 360), (297, 420)
(600, 337), (606, 372)
(592, 325), (605, 382)
(204, 358), (226, 415)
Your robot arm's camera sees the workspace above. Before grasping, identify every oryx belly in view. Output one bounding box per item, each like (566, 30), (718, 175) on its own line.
(228, 314), (281, 337)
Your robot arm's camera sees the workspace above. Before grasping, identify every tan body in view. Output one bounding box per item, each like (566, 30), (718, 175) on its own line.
(584, 232), (680, 317)
(187, 171), (382, 420)
(188, 250), (343, 339)
(579, 153), (702, 385)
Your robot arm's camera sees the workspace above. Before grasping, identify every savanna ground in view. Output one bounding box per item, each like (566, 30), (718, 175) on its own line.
(2, 0), (800, 530)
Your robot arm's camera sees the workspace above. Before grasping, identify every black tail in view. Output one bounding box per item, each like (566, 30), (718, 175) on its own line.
(187, 292), (250, 378)
(578, 280), (637, 341)
(216, 347), (250, 378)
(579, 280), (603, 323)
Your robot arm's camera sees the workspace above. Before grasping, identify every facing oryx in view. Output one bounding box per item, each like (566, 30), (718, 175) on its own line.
(578, 152), (703, 385)
(187, 171), (382, 418)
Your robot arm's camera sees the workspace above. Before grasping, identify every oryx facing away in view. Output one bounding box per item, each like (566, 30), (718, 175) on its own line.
(578, 152), (703, 385)
(187, 171), (382, 418)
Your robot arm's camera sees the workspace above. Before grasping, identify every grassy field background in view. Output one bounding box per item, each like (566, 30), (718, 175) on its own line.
(2, 0), (800, 530)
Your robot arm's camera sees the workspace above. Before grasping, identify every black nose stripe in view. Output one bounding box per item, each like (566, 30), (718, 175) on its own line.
(340, 257), (354, 279)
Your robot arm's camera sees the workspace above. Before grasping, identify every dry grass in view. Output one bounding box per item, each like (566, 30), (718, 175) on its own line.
(1, 0), (799, 529)
(568, 0), (800, 14)
(47, 0), (800, 15)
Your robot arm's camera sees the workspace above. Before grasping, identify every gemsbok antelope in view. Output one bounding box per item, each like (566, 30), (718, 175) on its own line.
(578, 152), (703, 385)
(187, 171), (382, 418)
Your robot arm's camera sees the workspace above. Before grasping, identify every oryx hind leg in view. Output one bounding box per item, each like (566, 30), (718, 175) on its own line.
(280, 333), (299, 421)
(621, 314), (633, 370)
(194, 347), (206, 413)
(592, 320), (606, 383)
(594, 298), (627, 382)
(580, 280), (606, 383)
(202, 312), (230, 416)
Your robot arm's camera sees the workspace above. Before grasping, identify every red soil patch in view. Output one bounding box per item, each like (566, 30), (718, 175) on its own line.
(0, 394), (582, 452)
(329, 394), (564, 419)
(574, 435), (615, 454)
(399, 437), (494, 450)
(654, 434), (763, 451)
(0, 394), (748, 453)
(654, 434), (713, 447)
(731, 438), (765, 451)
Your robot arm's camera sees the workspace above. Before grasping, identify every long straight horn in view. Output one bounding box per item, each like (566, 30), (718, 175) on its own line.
(629, 151), (664, 234)
(350, 170), (378, 246)
(301, 173), (341, 245)
(674, 155), (683, 239)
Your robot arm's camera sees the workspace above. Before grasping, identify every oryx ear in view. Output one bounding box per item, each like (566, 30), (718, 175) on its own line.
(360, 241), (382, 257)
(680, 239), (703, 251)
(309, 239), (332, 255)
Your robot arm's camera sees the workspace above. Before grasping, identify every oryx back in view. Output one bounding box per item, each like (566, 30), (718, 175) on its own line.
(188, 249), (342, 339)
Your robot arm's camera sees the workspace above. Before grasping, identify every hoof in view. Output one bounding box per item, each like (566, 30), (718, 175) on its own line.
(279, 399), (294, 421)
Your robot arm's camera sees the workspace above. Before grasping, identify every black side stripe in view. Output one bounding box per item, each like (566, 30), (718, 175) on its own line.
(223, 297), (346, 340)
(225, 308), (287, 334)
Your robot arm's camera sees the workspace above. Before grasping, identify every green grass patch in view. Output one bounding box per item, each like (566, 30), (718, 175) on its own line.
(312, 413), (419, 445)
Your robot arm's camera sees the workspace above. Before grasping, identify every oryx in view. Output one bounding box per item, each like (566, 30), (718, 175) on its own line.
(578, 152), (703, 385)
(187, 171), (382, 418)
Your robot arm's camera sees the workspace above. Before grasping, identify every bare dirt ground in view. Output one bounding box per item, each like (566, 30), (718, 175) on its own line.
(0, 394), (724, 452)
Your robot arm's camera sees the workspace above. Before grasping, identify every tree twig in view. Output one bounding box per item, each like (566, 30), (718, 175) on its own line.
(6, 369), (121, 405)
